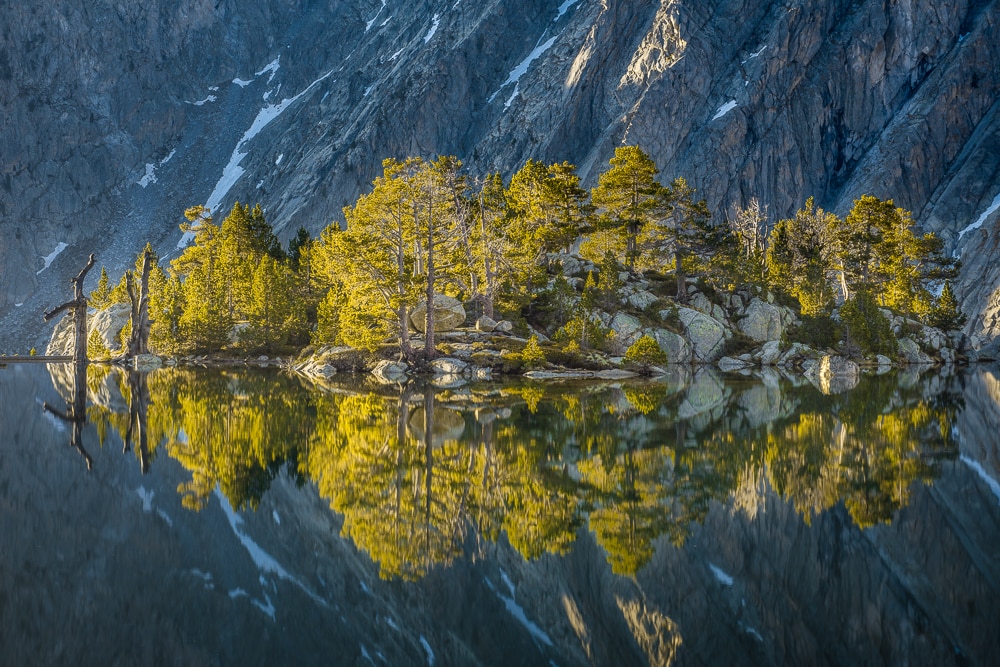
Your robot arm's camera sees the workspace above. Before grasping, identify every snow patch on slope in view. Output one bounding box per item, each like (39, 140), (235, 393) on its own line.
(957, 191), (1000, 243)
(712, 100), (738, 120)
(424, 14), (441, 43)
(708, 562), (735, 586)
(183, 65), (335, 247)
(366, 1), (387, 31)
(485, 571), (554, 647)
(556, 0), (579, 20)
(961, 455), (1000, 506)
(37, 242), (68, 274)
(489, 35), (559, 108)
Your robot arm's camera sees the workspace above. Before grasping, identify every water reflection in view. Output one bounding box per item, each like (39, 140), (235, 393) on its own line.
(68, 365), (961, 579)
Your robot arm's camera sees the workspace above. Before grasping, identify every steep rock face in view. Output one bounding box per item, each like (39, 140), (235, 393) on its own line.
(2, 0), (999, 349)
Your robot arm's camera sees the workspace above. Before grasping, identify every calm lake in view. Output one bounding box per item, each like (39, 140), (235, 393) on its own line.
(1, 362), (998, 665)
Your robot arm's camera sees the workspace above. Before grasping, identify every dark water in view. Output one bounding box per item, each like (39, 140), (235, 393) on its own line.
(1, 362), (998, 666)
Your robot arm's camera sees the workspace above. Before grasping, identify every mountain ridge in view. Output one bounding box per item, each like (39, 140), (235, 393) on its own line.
(2, 0), (999, 349)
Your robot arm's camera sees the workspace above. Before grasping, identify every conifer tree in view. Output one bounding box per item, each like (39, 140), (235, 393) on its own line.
(587, 146), (661, 272)
(765, 198), (838, 316)
(90, 267), (112, 308)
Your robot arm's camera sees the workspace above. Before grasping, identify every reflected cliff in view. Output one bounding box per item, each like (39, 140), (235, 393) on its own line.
(4, 362), (998, 665)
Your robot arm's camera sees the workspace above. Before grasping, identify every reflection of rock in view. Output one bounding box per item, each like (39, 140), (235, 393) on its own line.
(407, 406), (466, 446)
(678, 369), (727, 419)
(804, 355), (860, 394)
(410, 295), (466, 333)
(133, 354), (162, 371)
(617, 597), (682, 667)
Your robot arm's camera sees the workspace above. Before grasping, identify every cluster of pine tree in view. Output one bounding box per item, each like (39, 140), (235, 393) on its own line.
(92, 145), (965, 359)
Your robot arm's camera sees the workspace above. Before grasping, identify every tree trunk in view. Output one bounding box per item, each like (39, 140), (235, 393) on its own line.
(127, 249), (153, 358)
(43, 253), (96, 366)
(423, 205), (437, 359)
(675, 247), (688, 304)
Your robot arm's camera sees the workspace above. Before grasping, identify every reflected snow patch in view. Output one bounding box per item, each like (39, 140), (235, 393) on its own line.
(709, 562), (734, 586)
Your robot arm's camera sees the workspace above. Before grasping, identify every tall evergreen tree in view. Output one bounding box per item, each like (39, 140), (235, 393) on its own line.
(587, 146), (661, 272)
(765, 198), (838, 316)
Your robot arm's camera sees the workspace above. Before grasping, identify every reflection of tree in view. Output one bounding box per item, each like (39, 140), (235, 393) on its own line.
(580, 446), (675, 575)
(158, 369), (310, 511)
(763, 375), (960, 527)
(306, 388), (471, 580)
(43, 361), (93, 469)
(56, 363), (960, 580)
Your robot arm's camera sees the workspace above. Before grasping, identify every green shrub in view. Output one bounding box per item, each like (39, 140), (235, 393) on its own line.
(927, 281), (966, 331)
(87, 329), (111, 361)
(520, 335), (547, 367)
(786, 314), (841, 350)
(840, 291), (897, 357)
(721, 331), (757, 357)
(623, 335), (668, 367)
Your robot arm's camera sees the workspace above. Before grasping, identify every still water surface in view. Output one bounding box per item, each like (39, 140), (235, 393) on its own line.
(1, 362), (998, 665)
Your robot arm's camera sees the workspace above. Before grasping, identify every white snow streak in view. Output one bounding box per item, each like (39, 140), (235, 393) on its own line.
(957, 191), (1000, 242)
(189, 94), (217, 106)
(555, 0), (579, 20)
(136, 486), (154, 513)
(272, 509), (281, 524)
(708, 562), (734, 586)
(489, 35), (558, 108)
(184, 65), (335, 247)
(256, 57), (281, 83)
(275, 153), (283, 166)
(37, 242), (68, 274)
(233, 77), (253, 87)
(138, 163), (158, 188)
(138, 150), (176, 188)
(961, 455), (1000, 507)
(419, 636), (436, 665)
(215, 489), (329, 610)
(712, 100), (738, 120)
(366, 0), (387, 31)
(742, 45), (767, 64)
(424, 14), (441, 43)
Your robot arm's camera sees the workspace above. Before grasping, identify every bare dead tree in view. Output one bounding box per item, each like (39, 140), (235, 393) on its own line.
(125, 248), (153, 358)
(43, 253), (96, 365)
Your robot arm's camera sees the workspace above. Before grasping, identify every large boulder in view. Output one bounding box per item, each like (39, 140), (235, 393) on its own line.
(649, 328), (692, 364)
(677, 307), (731, 362)
(609, 312), (644, 348)
(410, 295), (466, 333)
(897, 337), (934, 365)
(47, 302), (132, 356)
(429, 357), (468, 375)
(738, 298), (785, 342)
(688, 293), (728, 322)
(626, 290), (658, 310)
(371, 359), (410, 384)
